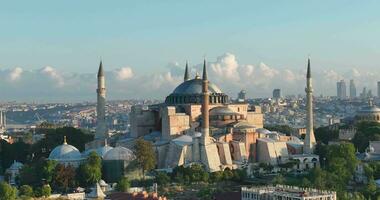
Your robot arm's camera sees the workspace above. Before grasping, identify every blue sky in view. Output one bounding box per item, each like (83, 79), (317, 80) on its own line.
(0, 1), (379, 101)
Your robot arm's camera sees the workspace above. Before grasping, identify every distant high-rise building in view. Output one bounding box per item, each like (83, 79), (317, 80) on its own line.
(349, 80), (356, 98)
(378, 81), (380, 97)
(237, 90), (246, 102)
(368, 90), (373, 98)
(0, 110), (6, 133)
(337, 80), (347, 99)
(273, 89), (282, 99)
(361, 87), (367, 99)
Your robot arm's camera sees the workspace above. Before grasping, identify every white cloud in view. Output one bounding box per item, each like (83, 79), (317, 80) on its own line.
(210, 53), (240, 81)
(40, 66), (64, 87)
(9, 67), (23, 81)
(0, 52), (379, 101)
(115, 67), (134, 80)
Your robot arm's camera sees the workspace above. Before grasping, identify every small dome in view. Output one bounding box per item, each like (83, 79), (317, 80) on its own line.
(172, 135), (193, 146)
(9, 160), (23, 170)
(103, 146), (135, 161)
(49, 137), (81, 160)
(83, 145), (114, 158)
(96, 145), (114, 158)
(193, 132), (202, 138)
(172, 79), (222, 95)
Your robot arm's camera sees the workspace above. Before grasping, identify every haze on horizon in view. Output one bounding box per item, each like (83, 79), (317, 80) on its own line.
(1, 1), (379, 102)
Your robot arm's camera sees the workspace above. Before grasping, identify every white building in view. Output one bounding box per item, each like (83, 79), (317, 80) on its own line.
(241, 185), (336, 200)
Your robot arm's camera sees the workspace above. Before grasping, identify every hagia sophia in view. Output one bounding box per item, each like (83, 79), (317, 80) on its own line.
(46, 58), (319, 178)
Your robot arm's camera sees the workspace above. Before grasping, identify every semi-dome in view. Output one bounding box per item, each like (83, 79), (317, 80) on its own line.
(103, 146), (135, 161)
(210, 106), (238, 116)
(49, 136), (81, 161)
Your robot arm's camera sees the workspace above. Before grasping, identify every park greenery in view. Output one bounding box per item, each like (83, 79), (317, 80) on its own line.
(134, 138), (156, 179)
(152, 164), (248, 199)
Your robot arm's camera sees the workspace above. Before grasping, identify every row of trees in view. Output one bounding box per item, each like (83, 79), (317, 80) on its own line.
(15, 151), (102, 196)
(154, 164), (247, 186)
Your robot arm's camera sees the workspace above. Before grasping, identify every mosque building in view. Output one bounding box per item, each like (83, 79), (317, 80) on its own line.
(127, 58), (319, 172)
(128, 60), (263, 171)
(356, 99), (380, 123)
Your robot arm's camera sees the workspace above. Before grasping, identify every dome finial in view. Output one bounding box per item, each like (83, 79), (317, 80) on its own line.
(63, 136), (67, 144)
(104, 138), (108, 146)
(195, 72), (200, 79)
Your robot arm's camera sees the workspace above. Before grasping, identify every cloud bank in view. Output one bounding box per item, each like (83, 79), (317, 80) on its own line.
(0, 53), (379, 102)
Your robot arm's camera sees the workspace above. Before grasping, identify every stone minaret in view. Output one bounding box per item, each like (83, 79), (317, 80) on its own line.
(199, 59), (221, 171)
(0, 111), (3, 127)
(184, 61), (190, 82)
(304, 58), (316, 154)
(96, 61), (107, 139)
(201, 59), (210, 142)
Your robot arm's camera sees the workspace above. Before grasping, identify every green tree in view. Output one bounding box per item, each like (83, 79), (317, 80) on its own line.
(352, 121), (380, 152)
(19, 165), (38, 186)
(19, 185), (34, 198)
(155, 172), (170, 186)
(52, 164), (76, 192)
(134, 139), (156, 179)
(210, 171), (223, 183)
(301, 178), (311, 187)
(77, 152), (102, 186)
(272, 174), (285, 185)
(40, 185), (51, 198)
(222, 168), (234, 180)
(36, 159), (57, 184)
(314, 126), (339, 144)
(0, 140), (31, 174)
(197, 187), (214, 200)
(115, 177), (130, 192)
(363, 177), (378, 199)
(0, 182), (17, 200)
(31, 127), (93, 159)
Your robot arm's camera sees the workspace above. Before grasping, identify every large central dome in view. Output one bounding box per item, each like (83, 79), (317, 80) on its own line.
(165, 76), (228, 105)
(173, 78), (222, 95)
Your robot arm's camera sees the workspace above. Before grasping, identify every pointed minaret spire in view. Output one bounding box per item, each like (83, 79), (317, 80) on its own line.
(307, 57), (311, 78)
(184, 61), (190, 82)
(202, 59), (208, 80)
(97, 60), (104, 77)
